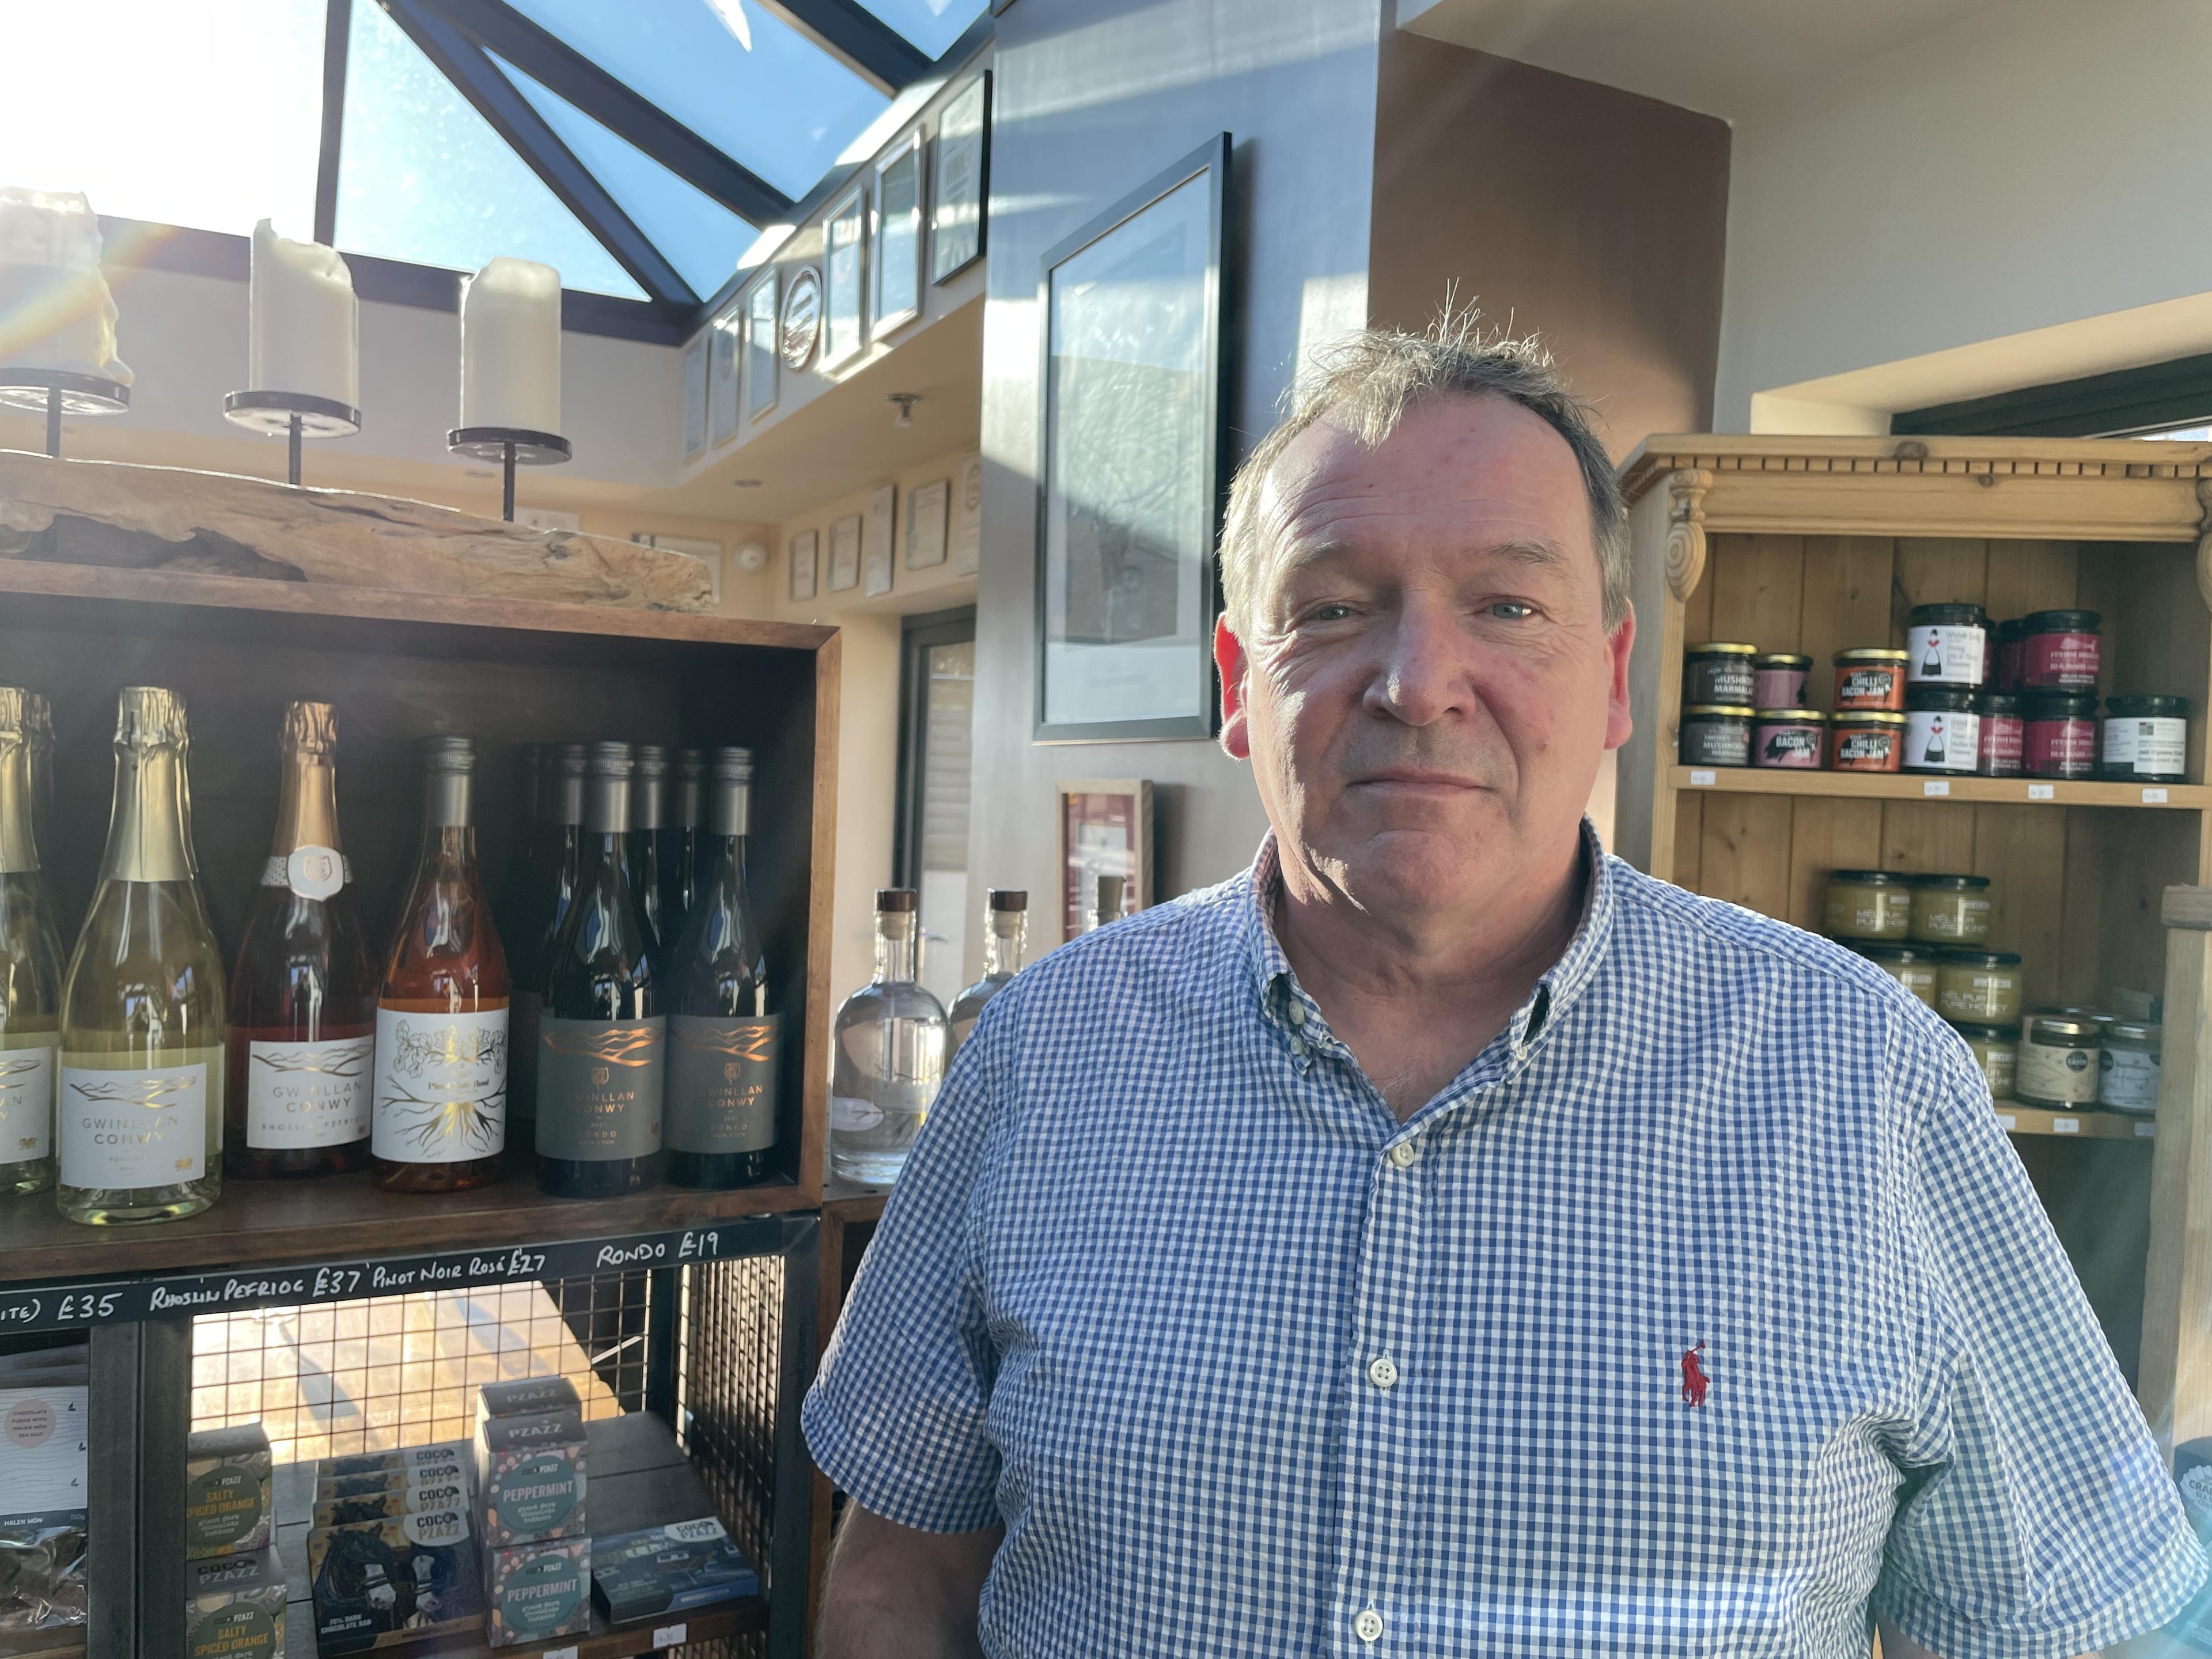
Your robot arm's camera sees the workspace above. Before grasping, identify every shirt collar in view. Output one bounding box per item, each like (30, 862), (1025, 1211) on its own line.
(1242, 819), (1618, 1074)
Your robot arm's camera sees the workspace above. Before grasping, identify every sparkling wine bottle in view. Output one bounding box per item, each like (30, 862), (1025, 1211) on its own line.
(225, 702), (377, 1179)
(58, 687), (226, 1224)
(0, 689), (63, 1196)
(950, 889), (1027, 1058)
(536, 742), (664, 1198)
(830, 889), (946, 1186)
(510, 742), (584, 1124)
(372, 736), (510, 1193)
(664, 748), (775, 1189)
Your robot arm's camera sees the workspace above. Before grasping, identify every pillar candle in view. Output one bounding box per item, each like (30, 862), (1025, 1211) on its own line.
(0, 186), (131, 381)
(249, 219), (358, 406)
(459, 257), (561, 433)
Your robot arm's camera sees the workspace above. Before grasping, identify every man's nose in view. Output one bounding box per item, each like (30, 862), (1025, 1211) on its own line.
(1364, 600), (1470, 726)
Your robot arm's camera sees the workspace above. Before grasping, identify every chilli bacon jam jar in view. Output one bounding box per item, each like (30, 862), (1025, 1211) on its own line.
(1834, 649), (1908, 713)
(1831, 710), (1905, 772)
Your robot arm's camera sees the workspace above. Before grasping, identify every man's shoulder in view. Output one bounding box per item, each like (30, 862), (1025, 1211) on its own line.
(985, 874), (1249, 1024)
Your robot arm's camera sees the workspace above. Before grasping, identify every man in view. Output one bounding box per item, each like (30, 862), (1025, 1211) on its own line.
(804, 320), (2206, 1656)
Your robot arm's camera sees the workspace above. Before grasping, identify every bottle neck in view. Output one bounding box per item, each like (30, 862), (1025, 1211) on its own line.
(982, 917), (1025, 979)
(0, 734), (35, 876)
(271, 748), (343, 855)
(874, 912), (918, 984)
(548, 772), (585, 828)
(632, 774), (664, 832)
(710, 778), (751, 839)
(586, 775), (631, 838)
(102, 741), (194, 884)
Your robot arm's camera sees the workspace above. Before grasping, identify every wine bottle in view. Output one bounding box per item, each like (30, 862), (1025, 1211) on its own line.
(624, 744), (669, 963)
(225, 702), (377, 1179)
(662, 748), (704, 948)
(950, 889), (1028, 1057)
(372, 736), (510, 1193)
(24, 690), (52, 861)
(58, 687), (226, 1224)
(665, 747), (776, 1189)
(511, 743), (584, 1124)
(0, 690), (63, 1196)
(536, 742), (664, 1199)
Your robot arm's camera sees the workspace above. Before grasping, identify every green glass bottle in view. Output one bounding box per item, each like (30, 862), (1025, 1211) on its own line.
(0, 689), (63, 1196)
(59, 687), (226, 1224)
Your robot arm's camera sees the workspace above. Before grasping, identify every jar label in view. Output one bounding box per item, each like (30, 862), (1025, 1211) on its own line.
(1681, 720), (1749, 767)
(1908, 625), (1985, 684)
(0, 1031), (56, 1162)
(2018, 1037), (2100, 1104)
(536, 1016), (665, 1162)
(1690, 658), (1756, 704)
(2025, 717), (2097, 777)
(247, 1035), (373, 1149)
(1906, 709), (1979, 772)
(1752, 666), (1806, 708)
(1836, 667), (1902, 709)
(2100, 1047), (2160, 1111)
(1833, 728), (1899, 770)
(1978, 715), (2024, 772)
(2025, 631), (2100, 688)
(2104, 716), (2187, 778)
(58, 1056), (211, 1188)
(666, 1014), (779, 1155)
(372, 1008), (508, 1162)
(1753, 725), (1823, 768)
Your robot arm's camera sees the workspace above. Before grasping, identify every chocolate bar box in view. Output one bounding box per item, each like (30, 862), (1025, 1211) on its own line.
(311, 1472), (475, 1531)
(315, 1443), (471, 1503)
(185, 1545), (286, 1659)
(475, 1378), (579, 1426)
(476, 1410), (586, 1548)
(482, 1537), (590, 1649)
(307, 1510), (482, 1655)
(185, 1426), (272, 1560)
(590, 1518), (759, 1624)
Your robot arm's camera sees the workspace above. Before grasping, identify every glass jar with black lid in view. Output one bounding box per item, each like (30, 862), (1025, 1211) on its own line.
(2102, 694), (2189, 784)
(1903, 684), (1979, 775)
(1906, 603), (1990, 688)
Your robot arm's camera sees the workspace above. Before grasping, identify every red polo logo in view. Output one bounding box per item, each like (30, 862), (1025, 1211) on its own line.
(1680, 1343), (1709, 1407)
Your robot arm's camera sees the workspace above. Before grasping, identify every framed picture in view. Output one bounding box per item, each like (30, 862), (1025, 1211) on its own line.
(1055, 778), (1154, 943)
(872, 130), (925, 340)
(779, 266), (821, 372)
(952, 450), (982, 576)
(906, 478), (949, 569)
(822, 187), (867, 370)
(1035, 134), (1230, 742)
(787, 529), (818, 601)
(863, 483), (896, 596)
(744, 271), (779, 421)
(827, 513), (862, 592)
(931, 72), (990, 285)
(681, 331), (709, 463)
(708, 302), (740, 448)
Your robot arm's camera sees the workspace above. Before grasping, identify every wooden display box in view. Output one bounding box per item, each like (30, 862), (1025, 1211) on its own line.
(0, 562), (839, 1279)
(1615, 434), (2212, 1422)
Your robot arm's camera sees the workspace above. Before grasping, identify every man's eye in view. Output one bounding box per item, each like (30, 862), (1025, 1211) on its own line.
(1488, 601), (1537, 620)
(1306, 603), (1355, 623)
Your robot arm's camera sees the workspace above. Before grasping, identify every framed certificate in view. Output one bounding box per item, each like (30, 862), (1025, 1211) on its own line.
(681, 331), (709, 462)
(708, 302), (740, 449)
(787, 529), (818, 601)
(744, 271), (778, 421)
(873, 130), (925, 339)
(906, 479), (949, 569)
(862, 483), (896, 596)
(822, 187), (867, 370)
(827, 513), (862, 592)
(931, 73), (990, 285)
(1055, 778), (1153, 942)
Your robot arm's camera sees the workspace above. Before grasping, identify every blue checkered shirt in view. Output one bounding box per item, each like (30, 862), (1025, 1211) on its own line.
(805, 828), (2206, 1657)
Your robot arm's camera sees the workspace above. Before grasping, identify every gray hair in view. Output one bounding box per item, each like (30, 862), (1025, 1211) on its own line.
(1217, 312), (1630, 635)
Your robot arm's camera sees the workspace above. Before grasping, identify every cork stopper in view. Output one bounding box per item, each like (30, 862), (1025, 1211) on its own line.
(988, 888), (1028, 912)
(876, 888), (917, 912)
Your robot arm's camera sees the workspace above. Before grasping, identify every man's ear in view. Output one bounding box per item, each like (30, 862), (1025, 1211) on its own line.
(1603, 603), (1636, 752)
(1215, 616), (1252, 761)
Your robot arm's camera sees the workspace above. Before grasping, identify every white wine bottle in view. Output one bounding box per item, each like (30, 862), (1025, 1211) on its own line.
(59, 687), (226, 1224)
(0, 689), (63, 1195)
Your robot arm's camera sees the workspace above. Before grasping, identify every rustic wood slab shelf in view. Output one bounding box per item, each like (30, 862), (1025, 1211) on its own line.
(1995, 1105), (2155, 1141)
(1668, 766), (2211, 809)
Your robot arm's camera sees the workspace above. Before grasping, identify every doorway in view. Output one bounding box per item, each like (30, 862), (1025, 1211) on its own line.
(895, 607), (976, 1011)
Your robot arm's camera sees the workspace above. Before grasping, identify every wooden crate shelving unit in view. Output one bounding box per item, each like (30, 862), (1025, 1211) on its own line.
(1616, 434), (2212, 1430)
(0, 559), (842, 1659)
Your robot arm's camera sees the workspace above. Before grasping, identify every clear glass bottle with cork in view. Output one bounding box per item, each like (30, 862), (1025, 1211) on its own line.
(950, 889), (1027, 1057)
(830, 888), (946, 1185)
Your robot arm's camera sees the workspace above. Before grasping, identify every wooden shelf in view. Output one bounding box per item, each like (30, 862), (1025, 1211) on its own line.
(0, 1627), (84, 1659)
(821, 1177), (891, 1224)
(0, 1150), (815, 1286)
(1995, 1105), (2155, 1141)
(1668, 766), (2210, 809)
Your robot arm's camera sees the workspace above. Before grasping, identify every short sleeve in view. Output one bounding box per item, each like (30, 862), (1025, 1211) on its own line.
(801, 994), (1012, 1533)
(1873, 1041), (2206, 1659)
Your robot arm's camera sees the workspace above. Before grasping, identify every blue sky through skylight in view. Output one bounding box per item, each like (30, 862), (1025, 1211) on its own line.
(858, 0), (990, 61)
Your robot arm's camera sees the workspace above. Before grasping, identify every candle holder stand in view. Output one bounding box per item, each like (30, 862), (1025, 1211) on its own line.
(0, 368), (130, 459)
(448, 426), (571, 522)
(224, 391), (362, 486)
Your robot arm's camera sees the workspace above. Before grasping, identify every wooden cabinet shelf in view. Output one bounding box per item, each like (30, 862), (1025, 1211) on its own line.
(1996, 1105), (2155, 1141)
(1668, 766), (2210, 809)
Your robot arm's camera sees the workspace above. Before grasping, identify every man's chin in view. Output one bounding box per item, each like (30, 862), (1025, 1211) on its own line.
(1318, 823), (1507, 908)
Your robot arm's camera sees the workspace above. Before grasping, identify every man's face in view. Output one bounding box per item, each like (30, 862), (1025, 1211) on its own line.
(1217, 395), (1635, 918)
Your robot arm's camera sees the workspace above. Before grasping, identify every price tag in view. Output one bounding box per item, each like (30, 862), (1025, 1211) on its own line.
(2137, 1120), (2157, 1139)
(2028, 783), (2055, 800)
(2144, 787), (2169, 804)
(1922, 779), (1950, 797)
(1689, 770), (1715, 787)
(2053, 1116), (2080, 1134)
(1996, 1113), (2017, 1131)
(545, 1647), (578, 1659)
(654, 1626), (688, 1649)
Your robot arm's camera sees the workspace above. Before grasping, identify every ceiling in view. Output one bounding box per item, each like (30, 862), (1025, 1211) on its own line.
(1396, 0), (2003, 120)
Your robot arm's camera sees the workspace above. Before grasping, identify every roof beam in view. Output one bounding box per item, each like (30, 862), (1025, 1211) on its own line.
(411, 0), (794, 227)
(380, 0), (697, 306)
(752, 0), (933, 93)
(314, 0), (353, 244)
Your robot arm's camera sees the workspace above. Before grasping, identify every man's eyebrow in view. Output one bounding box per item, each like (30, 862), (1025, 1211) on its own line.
(1271, 535), (1574, 584)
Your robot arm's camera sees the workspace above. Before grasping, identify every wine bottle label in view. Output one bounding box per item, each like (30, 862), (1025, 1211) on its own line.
(372, 1009), (509, 1164)
(536, 1017), (665, 1162)
(58, 1056), (210, 1188)
(666, 1015), (778, 1154)
(247, 1034), (373, 1148)
(0, 1032), (58, 1162)
(260, 849), (351, 897)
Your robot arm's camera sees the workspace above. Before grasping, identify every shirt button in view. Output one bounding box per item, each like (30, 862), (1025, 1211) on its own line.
(1367, 1355), (1399, 1390)
(1388, 1142), (1418, 1169)
(1355, 1608), (1385, 1643)
(1286, 1000), (1307, 1027)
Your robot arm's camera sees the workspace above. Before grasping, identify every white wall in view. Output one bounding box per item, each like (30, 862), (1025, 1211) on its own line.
(1716, 0), (2212, 430)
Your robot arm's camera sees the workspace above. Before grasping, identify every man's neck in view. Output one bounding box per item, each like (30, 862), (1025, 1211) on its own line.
(1271, 833), (1589, 1120)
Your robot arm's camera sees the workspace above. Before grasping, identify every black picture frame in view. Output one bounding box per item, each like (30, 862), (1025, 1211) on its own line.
(1033, 132), (1231, 744)
(930, 71), (991, 286)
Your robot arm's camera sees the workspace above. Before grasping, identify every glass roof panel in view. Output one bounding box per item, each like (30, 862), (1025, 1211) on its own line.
(857, 0), (991, 60)
(334, 0), (646, 300)
(0, 0), (322, 238)
(495, 55), (756, 302)
(505, 0), (889, 200)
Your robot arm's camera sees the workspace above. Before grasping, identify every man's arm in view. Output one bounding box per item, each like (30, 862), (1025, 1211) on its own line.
(817, 1503), (1002, 1659)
